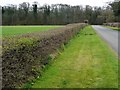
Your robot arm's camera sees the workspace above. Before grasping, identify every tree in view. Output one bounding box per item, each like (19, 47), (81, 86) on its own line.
(32, 2), (38, 19)
(19, 2), (30, 24)
(109, 1), (120, 22)
(109, 1), (120, 16)
(2, 2), (117, 25)
(42, 4), (51, 24)
(2, 5), (17, 25)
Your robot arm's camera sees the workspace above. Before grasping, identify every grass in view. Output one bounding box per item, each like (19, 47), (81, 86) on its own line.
(105, 26), (120, 31)
(1, 25), (63, 36)
(25, 26), (118, 88)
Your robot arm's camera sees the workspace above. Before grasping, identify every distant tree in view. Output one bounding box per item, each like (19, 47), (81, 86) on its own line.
(85, 5), (93, 22)
(2, 4), (17, 25)
(2, 7), (5, 14)
(19, 2), (30, 24)
(109, 1), (120, 16)
(101, 6), (115, 23)
(19, 2), (30, 16)
(96, 16), (104, 25)
(109, 1), (120, 22)
(42, 4), (51, 24)
(32, 2), (38, 19)
(2, 2), (118, 25)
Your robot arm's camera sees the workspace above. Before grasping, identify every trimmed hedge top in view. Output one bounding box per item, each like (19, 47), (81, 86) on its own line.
(2, 23), (86, 88)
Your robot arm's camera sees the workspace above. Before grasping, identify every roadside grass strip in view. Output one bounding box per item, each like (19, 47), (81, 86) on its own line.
(105, 26), (120, 31)
(26, 26), (118, 88)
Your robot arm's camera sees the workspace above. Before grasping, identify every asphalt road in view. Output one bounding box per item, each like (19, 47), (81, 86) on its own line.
(92, 25), (118, 55)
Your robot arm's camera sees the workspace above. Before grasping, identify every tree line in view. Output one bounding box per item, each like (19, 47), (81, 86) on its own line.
(1, 1), (120, 25)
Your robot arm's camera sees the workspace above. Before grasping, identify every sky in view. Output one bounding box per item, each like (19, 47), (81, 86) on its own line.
(0, 0), (114, 7)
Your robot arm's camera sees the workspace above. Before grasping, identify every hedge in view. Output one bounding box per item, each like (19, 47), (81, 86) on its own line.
(2, 23), (86, 88)
(103, 22), (120, 28)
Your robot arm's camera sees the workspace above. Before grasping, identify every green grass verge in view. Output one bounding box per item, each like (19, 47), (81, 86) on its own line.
(105, 26), (120, 31)
(1, 25), (63, 36)
(25, 26), (118, 88)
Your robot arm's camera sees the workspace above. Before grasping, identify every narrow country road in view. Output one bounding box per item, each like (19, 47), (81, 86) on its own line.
(92, 25), (118, 55)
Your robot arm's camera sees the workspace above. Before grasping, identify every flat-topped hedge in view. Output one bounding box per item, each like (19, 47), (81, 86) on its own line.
(2, 23), (86, 88)
(103, 22), (120, 28)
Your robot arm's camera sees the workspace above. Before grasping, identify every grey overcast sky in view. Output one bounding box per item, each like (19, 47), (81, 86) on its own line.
(0, 0), (114, 7)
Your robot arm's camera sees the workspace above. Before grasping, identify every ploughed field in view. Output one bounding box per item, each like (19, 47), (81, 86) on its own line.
(1, 25), (63, 36)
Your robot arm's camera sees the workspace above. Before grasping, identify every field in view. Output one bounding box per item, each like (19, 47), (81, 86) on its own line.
(24, 26), (118, 88)
(1, 25), (63, 36)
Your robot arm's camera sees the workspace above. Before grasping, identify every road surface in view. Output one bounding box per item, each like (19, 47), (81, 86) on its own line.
(92, 25), (118, 55)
